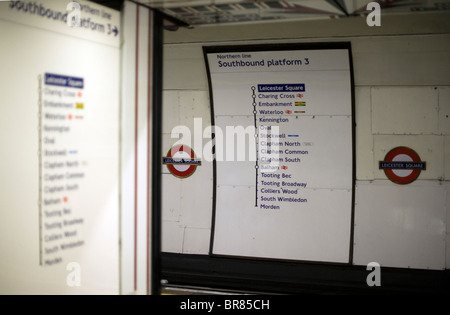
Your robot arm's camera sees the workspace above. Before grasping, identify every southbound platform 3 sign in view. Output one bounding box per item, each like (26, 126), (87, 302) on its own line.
(204, 43), (355, 264)
(39, 72), (87, 266)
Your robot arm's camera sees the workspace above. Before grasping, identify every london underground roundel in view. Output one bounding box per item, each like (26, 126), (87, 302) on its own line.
(163, 145), (201, 178)
(379, 146), (426, 185)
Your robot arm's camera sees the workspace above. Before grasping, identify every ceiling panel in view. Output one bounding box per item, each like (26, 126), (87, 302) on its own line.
(94, 0), (450, 26)
(141, 0), (347, 24)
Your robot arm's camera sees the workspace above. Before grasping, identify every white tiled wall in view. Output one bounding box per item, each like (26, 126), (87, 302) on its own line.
(161, 89), (213, 255)
(161, 13), (450, 269)
(371, 87), (439, 135)
(355, 87), (374, 180)
(445, 136), (450, 180)
(439, 87), (450, 136)
(353, 180), (447, 270)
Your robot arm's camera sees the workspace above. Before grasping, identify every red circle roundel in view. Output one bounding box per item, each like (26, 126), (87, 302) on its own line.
(163, 145), (201, 178)
(379, 147), (426, 185)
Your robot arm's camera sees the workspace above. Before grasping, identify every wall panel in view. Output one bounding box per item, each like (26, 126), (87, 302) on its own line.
(355, 87), (374, 180)
(439, 87), (450, 135)
(371, 87), (439, 135)
(354, 180), (446, 270)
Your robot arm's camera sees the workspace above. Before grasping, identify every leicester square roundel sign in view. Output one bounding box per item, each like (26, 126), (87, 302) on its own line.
(379, 146), (426, 185)
(162, 145), (201, 178)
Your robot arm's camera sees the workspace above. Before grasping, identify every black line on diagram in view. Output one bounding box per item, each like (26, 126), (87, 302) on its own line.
(252, 86), (259, 207)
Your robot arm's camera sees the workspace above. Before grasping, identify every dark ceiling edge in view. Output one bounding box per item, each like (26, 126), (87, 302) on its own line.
(89, 0), (190, 28)
(327, 0), (349, 16)
(128, 0), (190, 27)
(89, 0), (124, 11)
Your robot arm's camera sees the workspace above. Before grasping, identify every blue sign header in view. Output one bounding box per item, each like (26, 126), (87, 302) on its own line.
(379, 162), (426, 170)
(45, 73), (84, 89)
(162, 158), (202, 165)
(258, 84), (305, 93)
